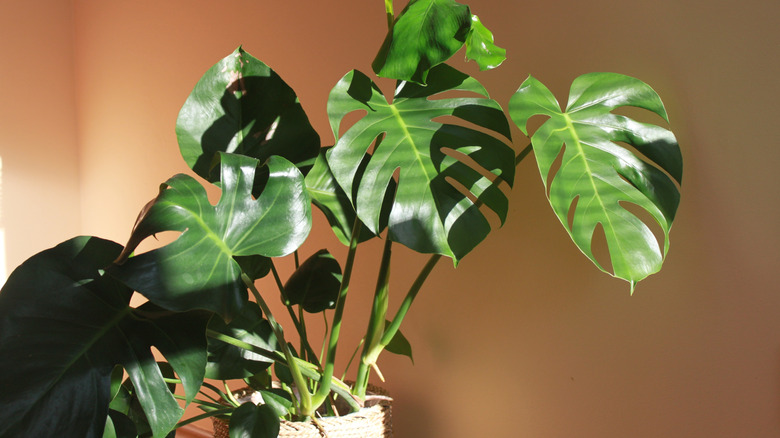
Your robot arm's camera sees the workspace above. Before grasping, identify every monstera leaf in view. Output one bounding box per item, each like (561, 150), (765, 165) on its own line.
(509, 73), (682, 288)
(0, 237), (209, 438)
(284, 249), (342, 313)
(113, 153), (311, 319)
(327, 64), (514, 262)
(372, 0), (504, 84)
(373, 0), (471, 84)
(465, 15), (506, 70)
(176, 47), (320, 183)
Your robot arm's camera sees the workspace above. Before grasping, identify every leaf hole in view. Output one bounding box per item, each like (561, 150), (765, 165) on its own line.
(612, 105), (668, 126)
(444, 176), (502, 230)
(132, 230), (182, 255)
(335, 109), (368, 140)
(567, 195), (579, 231)
(590, 222), (614, 276)
(441, 147), (511, 193)
(619, 200), (665, 254)
(546, 142), (567, 196)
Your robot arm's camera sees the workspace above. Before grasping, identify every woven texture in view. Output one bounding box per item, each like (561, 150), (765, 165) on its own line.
(212, 386), (392, 438)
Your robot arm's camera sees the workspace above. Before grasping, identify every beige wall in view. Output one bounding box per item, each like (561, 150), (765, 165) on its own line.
(3, 0), (780, 436)
(0, 0), (81, 276)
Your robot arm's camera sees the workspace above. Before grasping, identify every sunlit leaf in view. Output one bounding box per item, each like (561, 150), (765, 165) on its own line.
(509, 73), (682, 286)
(327, 64), (514, 262)
(373, 0), (471, 84)
(465, 15), (506, 70)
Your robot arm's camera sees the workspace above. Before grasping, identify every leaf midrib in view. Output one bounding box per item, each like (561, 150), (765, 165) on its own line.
(35, 304), (133, 417)
(562, 113), (623, 258)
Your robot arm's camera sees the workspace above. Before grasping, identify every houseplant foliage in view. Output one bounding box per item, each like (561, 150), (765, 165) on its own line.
(0, 0), (682, 436)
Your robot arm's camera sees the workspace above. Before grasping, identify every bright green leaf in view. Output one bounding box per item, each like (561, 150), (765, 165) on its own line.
(177, 47), (320, 183)
(0, 237), (209, 438)
(372, 0), (471, 84)
(465, 15), (506, 70)
(113, 153), (312, 319)
(509, 73), (682, 286)
(327, 64), (514, 262)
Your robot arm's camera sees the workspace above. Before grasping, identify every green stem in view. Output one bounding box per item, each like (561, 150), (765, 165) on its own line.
(269, 261), (320, 368)
(311, 218), (362, 409)
(204, 329), (361, 412)
(341, 337), (364, 381)
(241, 274), (314, 416)
(384, 0), (394, 29)
(174, 407), (235, 429)
(172, 393), (227, 409)
(381, 254), (441, 348)
(224, 381), (241, 407)
(299, 306), (308, 364)
(355, 238), (393, 397)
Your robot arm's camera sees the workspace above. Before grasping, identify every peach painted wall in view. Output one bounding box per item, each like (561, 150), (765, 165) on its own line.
(3, 0), (780, 436)
(0, 0), (81, 278)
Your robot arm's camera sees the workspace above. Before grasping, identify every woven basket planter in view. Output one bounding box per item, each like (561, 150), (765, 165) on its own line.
(212, 386), (392, 438)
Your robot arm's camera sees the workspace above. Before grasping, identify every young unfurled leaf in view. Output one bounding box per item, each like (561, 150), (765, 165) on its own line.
(372, 0), (471, 84)
(465, 15), (506, 70)
(509, 73), (682, 287)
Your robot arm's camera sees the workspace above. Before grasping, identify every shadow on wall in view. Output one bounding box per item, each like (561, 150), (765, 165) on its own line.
(391, 386), (439, 437)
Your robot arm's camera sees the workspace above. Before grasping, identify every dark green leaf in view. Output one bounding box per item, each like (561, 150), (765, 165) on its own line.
(373, 0), (471, 84)
(327, 64), (514, 262)
(177, 47), (319, 182)
(113, 153), (312, 319)
(229, 403), (280, 438)
(245, 370), (272, 392)
(284, 249), (341, 313)
(233, 255), (272, 281)
(104, 410), (139, 438)
(384, 320), (414, 364)
(206, 303), (278, 380)
(465, 15), (506, 70)
(509, 73), (682, 287)
(0, 237), (209, 438)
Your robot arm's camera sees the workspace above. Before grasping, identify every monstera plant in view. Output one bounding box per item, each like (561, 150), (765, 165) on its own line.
(0, 0), (682, 436)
